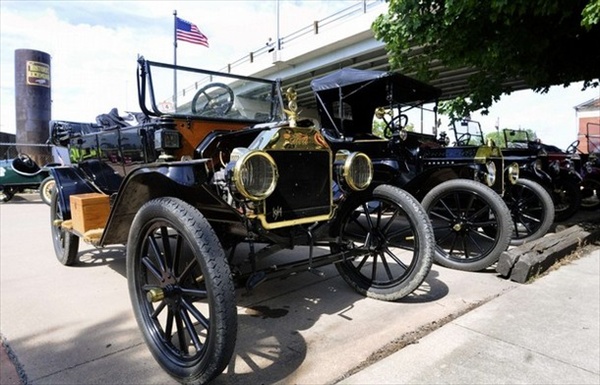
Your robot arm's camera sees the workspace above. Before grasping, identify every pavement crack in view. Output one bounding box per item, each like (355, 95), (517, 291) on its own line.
(30, 342), (146, 382)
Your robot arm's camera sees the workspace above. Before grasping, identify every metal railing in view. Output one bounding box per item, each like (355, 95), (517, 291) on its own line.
(218, 0), (384, 74)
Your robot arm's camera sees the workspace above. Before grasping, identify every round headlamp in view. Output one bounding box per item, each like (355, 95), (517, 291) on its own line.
(343, 152), (373, 191)
(397, 129), (408, 141)
(232, 150), (278, 200)
(484, 161), (496, 187)
(507, 162), (520, 184)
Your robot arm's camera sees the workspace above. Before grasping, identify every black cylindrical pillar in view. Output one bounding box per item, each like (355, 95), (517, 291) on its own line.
(14, 49), (52, 164)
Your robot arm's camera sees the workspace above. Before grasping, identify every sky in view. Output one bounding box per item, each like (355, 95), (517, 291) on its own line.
(1, 0), (599, 150)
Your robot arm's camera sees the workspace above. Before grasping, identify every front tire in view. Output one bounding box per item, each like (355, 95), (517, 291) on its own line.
(127, 197), (237, 384)
(330, 185), (434, 301)
(580, 177), (600, 210)
(504, 178), (555, 246)
(552, 179), (581, 221)
(421, 179), (513, 272)
(50, 188), (79, 265)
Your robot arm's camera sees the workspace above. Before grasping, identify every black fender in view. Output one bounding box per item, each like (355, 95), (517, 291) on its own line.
(100, 160), (242, 245)
(519, 166), (553, 188)
(558, 168), (583, 184)
(50, 166), (99, 219)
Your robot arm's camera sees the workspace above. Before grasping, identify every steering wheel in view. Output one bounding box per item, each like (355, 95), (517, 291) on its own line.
(191, 83), (235, 116)
(566, 140), (580, 154)
(456, 133), (471, 146)
(18, 153), (36, 168)
(383, 114), (408, 138)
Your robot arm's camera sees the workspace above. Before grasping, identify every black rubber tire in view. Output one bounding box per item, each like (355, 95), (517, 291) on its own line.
(127, 197), (237, 385)
(552, 179), (582, 221)
(421, 179), (513, 272)
(0, 188), (15, 203)
(330, 185), (434, 301)
(504, 178), (555, 246)
(50, 188), (79, 265)
(580, 177), (600, 211)
(39, 176), (55, 206)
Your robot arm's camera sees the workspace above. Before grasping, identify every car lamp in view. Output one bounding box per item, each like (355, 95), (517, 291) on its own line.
(154, 128), (181, 152)
(231, 149), (278, 200)
(335, 150), (373, 191)
(507, 162), (520, 184)
(484, 161), (496, 187)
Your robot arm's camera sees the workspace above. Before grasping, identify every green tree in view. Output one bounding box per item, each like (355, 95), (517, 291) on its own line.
(372, 0), (600, 119)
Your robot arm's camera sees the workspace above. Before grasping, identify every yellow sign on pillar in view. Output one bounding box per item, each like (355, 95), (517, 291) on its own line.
(26, 60), (50, 87)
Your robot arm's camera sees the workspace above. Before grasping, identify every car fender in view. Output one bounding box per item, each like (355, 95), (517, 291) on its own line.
(100, 160), (242, 245)
(50, 166), (99, 218)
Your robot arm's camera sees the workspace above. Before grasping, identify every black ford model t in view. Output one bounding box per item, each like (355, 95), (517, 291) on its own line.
(48, 58), (434, 384)
(310, 68), (519, 271)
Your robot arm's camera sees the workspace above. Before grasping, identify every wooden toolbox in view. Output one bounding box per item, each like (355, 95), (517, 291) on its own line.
(70, 193), (110, 234)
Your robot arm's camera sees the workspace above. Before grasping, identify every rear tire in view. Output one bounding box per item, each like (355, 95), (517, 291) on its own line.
(330, 185), (434, 301)
(504, 178), (554, 246)
(421, 179), (512, 272)
(0, 187), (16, 202)
(50, 188), (79, 265)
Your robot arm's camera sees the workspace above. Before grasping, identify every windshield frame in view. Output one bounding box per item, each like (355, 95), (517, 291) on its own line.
(137, 58), (284, 124)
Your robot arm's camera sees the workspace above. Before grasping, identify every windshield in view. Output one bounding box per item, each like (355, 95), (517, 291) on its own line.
(140, 59), (282, 123)
(451, 119), (485, 146)
(504, 129), (535, 148)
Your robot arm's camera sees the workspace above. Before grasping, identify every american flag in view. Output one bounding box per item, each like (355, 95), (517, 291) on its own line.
(176, 17), (209, 47)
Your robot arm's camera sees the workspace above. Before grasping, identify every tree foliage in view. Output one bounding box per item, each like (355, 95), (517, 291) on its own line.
(372, 0), (600, 119)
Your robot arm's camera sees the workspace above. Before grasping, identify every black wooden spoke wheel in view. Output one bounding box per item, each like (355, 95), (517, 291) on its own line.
(552, 179), (582, 221)
(50, 187), (79, 265)
(330, 185), (434, 301)
(127, 197), (237, 384)
(580, 177), (600, 210)
(504, 178), (554, 246)
(421, 179), (513, 272)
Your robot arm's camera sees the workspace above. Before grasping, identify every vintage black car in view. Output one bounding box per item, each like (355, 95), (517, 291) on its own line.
(443, 118), (555, 245)
(500, 127), (583, 221)
(48, 58), (435, 384)
(577, 122), (600, 210)
(310, 68), (517, 272)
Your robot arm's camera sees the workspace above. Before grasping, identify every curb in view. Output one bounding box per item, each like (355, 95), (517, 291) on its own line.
(496, 223), (600, 283)
(0, 333), (27, 385)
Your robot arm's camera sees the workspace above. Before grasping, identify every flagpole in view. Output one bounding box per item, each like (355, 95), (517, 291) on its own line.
(173, 9), (178, 109)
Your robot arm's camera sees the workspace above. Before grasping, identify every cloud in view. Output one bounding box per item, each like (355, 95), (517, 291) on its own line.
(1, 0), (359, 133)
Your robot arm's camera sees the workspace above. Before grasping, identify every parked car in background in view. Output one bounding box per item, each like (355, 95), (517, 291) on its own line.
(0, 153), (56, 204)
(500, 127), (583, 221)
(578, 122), (600, 210)
(310, 68), (517, 271)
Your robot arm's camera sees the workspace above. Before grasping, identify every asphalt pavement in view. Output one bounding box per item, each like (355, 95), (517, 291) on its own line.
(1, 194), (599, 384)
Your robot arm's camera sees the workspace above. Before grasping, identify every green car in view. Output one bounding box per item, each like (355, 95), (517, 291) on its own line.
(0, 153), (56, 204)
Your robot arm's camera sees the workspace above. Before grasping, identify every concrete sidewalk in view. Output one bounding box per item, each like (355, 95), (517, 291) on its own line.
(1, 196), (599, 385)
(339, 248), (600, 385)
